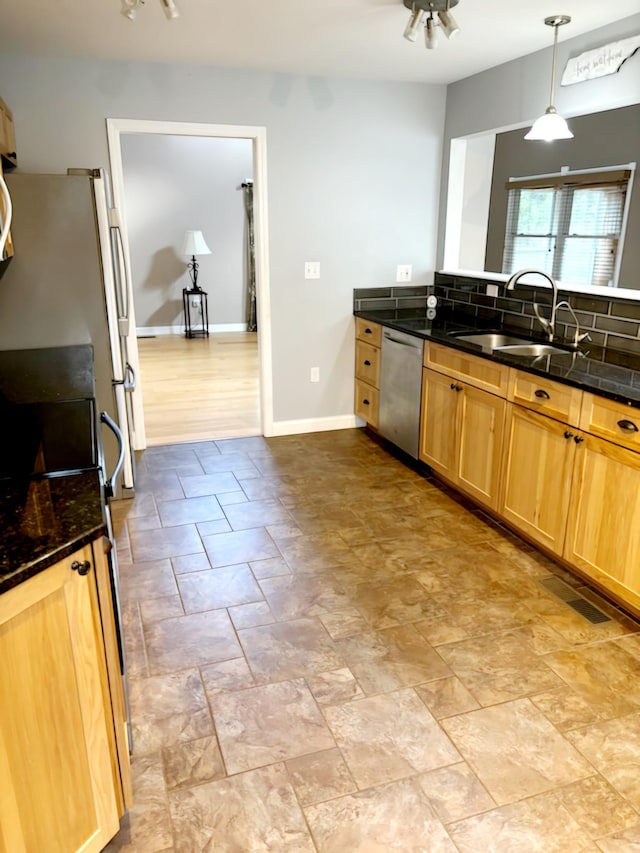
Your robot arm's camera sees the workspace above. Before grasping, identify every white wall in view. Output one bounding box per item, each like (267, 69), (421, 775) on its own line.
(120, 134), (253, 330)
(0, 53), (446, 425)
(438, 14), (640, 269)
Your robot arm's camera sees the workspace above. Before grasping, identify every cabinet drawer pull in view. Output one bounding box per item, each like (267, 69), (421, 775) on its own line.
(362, 399), (370, 406)
(564, 431), (574, 439)
(574, 435), (584, 444)
(534, 389), (550, 400)
(71, 560), (91, 576)
(617, 419), (639, 433)
(365, 327), (373, 335)
(363, 359), (371, 366)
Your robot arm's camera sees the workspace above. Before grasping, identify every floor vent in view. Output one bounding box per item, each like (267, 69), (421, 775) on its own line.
(539, 576), (612, 624)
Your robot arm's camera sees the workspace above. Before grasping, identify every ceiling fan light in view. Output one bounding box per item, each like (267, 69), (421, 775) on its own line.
(425, 14), (439, 49)
(524, 107), (574, 141)
(437, 9), (460, 39)
(403, 8), (425, 42)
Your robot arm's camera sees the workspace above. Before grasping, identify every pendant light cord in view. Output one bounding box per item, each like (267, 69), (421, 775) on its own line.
(549, 23), (559, 110)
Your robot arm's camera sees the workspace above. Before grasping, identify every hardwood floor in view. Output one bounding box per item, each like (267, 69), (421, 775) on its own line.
(136, 332), (260, 446)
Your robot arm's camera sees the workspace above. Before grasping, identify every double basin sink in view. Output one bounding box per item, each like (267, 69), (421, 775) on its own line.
(450, 332), (573, 358)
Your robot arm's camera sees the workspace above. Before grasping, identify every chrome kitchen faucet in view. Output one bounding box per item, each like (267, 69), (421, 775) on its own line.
(506, 268), (559, 342)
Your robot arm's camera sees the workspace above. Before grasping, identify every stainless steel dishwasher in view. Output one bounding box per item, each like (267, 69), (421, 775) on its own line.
(378, 328), (423, 458)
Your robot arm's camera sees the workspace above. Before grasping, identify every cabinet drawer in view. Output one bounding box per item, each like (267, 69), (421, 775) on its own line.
(355, 379), (379, 429)
(508, 371), (582, 425)
(580, 392), (640, 454)
(425, 342), (509, 397)
(355, 340), (381, 388)
(355, 317), (382, 347)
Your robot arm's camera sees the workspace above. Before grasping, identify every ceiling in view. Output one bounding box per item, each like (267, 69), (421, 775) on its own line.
(1, 0), (638, 85)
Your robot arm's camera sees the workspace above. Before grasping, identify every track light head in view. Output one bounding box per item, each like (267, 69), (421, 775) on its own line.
(425, 13), (439, 49)
(161, 0), (180, 19)
(121, 0), (142, 20)
(403, 8), (425, 42)
(401, 0), (461, 47)
(437, 9), (460, 39)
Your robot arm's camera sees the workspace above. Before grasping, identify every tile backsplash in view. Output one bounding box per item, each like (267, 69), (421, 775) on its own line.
(354, 274), (639, 355)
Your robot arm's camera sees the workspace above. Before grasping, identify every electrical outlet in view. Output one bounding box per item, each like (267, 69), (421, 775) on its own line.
(305, 261), (320, 280)
(396, 265), (412, 282)
(310, 367), (320, 383)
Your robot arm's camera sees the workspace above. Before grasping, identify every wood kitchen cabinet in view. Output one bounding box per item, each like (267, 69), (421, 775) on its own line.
(565, 419), (640, 613)
(354, 318), (382, 429)
(501, 403), (577, 555)
(420, 343), (507, 510)
(0, 545), (122, 853)
(0, 97), (16, 163)
(420, 366), (506, 510)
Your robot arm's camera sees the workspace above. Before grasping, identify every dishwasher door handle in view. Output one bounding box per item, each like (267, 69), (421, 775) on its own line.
(383, 333), (422, 350)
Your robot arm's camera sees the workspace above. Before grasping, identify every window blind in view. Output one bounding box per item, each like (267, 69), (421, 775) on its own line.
(502, 167), (631, 288)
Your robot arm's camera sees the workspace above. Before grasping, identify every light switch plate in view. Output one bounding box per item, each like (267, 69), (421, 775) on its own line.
(305, 261), (320, 279)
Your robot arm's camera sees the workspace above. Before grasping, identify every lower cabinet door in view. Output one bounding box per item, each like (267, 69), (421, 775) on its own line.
(457, 383), (506, 510)
(419, 367), (458, 480)
(564, 433), (640, 611)
(501, 404), (575, 555)
(0, 547), (120, 853)
(355, 378), (379, 429)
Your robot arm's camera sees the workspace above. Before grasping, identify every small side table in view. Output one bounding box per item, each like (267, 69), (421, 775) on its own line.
(183, 287), (209, 339)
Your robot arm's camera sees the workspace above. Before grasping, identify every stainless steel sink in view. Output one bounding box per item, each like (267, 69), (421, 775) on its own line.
(494, 343), (571, 357)
(451, 332), (532, 350)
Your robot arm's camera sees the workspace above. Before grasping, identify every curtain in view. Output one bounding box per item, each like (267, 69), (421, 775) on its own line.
(242, 181), (257, 332)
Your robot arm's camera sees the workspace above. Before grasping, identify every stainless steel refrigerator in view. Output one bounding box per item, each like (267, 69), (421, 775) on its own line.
(0, 169), (135, 498)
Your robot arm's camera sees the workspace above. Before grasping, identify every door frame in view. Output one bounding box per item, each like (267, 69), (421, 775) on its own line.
(106, 118), (273, 449)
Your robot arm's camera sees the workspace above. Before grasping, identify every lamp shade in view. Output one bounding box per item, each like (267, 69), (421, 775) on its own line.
(524, 108), (573, 141)
(182, 230), (211, 257)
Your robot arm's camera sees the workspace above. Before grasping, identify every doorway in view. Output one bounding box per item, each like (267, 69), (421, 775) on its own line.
(106, 119), (273, 450)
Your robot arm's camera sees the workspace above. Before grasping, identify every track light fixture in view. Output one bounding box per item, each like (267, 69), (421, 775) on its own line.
(402, 0), (460, 48)
(120, 0), (180, 21)
(525, 15), (573, 141)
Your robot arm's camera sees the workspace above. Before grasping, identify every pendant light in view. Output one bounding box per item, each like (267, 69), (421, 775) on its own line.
(525, 15), (573, 141)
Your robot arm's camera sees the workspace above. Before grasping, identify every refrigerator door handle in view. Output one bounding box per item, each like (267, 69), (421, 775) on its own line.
(101, 411), (125, 498)
(124, 361), (136, 391)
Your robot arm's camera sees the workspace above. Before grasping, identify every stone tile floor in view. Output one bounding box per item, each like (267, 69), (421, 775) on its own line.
(105, 429), (640, 852)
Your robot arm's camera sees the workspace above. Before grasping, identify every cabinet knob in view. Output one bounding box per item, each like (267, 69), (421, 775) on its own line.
(363, 360), (371, 366)
(573, 435), (585, 444)
(617, 419), (639, 433)
(534, 389), (550, 400)
(363, 399), (370, 406)
(71, 560), (91, 576)
(450, 383), (462, 392)
(564, 431), (574, 440)
(365, 328), (372, 335)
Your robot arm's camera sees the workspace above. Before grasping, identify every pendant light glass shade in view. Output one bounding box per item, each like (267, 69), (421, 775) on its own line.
(524, 107), (573, 141)
(525, 14), (573, 142)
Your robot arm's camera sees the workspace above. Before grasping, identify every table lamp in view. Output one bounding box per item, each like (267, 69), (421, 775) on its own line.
(182, 230), (211, 291)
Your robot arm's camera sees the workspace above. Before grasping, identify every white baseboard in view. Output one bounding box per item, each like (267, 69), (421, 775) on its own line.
(268, 414), (361, 437)
(137, 323), (249, 337)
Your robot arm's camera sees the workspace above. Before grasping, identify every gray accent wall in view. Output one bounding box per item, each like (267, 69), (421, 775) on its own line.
(0, 52), (446, 424)
(484, 104), (640, 289)
(120, 134), (253, 328)
(438, 14), (640, 274)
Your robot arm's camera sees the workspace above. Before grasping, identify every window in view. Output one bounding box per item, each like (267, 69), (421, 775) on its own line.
(502, 167), (632, 288)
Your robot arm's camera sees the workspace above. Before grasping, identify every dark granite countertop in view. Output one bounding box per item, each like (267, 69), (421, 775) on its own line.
(355, 308), (640, 409)
(0, 470), (106, 595)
